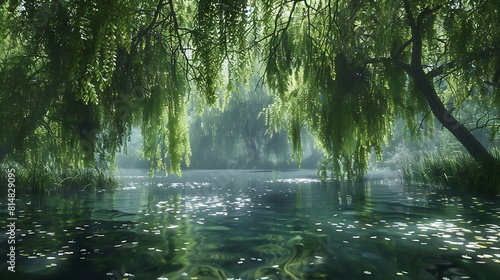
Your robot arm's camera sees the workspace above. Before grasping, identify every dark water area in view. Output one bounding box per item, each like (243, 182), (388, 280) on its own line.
(1, 169), (499, 280)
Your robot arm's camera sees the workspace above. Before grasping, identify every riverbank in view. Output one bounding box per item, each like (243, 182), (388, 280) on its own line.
(402, 150), (500, 196)
(0, 162), (118, 195)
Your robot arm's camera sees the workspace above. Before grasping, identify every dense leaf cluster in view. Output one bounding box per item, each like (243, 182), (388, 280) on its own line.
(0, 0), (498, 179)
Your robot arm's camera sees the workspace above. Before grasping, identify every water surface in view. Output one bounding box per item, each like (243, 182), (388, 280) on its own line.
(1, 170), (499, 279)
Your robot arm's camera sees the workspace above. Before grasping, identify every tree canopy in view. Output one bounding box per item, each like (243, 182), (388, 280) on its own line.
(1, 0), (499, 178)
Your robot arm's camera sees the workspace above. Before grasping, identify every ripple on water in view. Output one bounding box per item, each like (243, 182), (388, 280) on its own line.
(2, 170), (499, 279)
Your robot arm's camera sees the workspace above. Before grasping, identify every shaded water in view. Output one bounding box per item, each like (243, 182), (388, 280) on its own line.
(1, 170), (499, 279)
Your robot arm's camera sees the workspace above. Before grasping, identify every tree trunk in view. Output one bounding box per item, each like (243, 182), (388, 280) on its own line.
(401, 1), (495, 164)
(410, 66), (495, 163)
(242, 122), (260, 164)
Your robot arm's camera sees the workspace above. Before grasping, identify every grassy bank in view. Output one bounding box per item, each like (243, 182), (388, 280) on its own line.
(1, 162), (118, 195)
(402, 150), (500, 196)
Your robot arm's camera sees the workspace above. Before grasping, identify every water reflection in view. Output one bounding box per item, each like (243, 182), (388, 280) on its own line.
(0, 170), (499, 279)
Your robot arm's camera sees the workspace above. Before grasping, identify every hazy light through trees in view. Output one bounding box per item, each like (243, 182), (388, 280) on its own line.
(0, 0), (498, 185)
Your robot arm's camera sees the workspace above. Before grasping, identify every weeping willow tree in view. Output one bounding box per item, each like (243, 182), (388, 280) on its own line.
(1, 0), (499, 182)
(260, 0), (500, 179)
(0, 0), (249, 175)
(188, 74), (295, 169)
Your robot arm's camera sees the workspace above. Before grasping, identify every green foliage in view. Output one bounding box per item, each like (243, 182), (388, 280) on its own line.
(402, 149), (500, 196)
(1, 0), (499, 186)
(258, 0), (500, 180)
(0, 162), (118, 195)
(189, 75), (299, 169)
(263, 2), (399, 178)
(1, 0), (224, 176)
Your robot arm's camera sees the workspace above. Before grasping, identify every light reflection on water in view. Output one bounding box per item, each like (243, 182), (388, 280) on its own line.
(0, 170), (499, 280)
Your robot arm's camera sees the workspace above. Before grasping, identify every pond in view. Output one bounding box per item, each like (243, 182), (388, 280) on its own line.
(1, 169), (499, 280)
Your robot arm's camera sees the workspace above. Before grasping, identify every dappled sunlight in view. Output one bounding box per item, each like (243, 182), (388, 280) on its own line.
(1, 170), (499, 279)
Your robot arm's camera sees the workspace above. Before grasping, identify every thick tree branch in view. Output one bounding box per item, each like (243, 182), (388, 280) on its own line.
(401, 0), (494, 163)
(427, 47), (500, 78)
(391, 39), (412, 59)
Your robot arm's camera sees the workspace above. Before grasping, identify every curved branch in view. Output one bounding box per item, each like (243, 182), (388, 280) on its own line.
(427, 47), (500, 78)
(131, 0), (166, 52)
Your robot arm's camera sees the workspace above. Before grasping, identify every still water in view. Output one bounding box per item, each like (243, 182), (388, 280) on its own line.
(1, 170), (499, 280)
